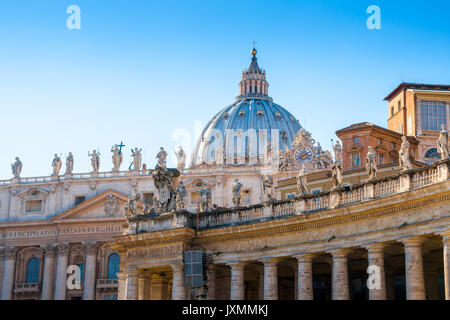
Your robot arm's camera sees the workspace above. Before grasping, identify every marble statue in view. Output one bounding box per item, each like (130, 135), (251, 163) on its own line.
(88, 150), (100, 173)
(296, 165), (307, 195)
(174, 146), (186, 170)
(199, 186), (212, 212)
(437, 124), (449, 159)
(11, 157), (22, 178)
(262, 175), (274, 201)
(331, 161), (343, 189)
(215, 145), (224, 165)
(131, 147), (142, 171)
(124, 191), (140, 218)
(156, 147), (168, 169)
(152, 165), (173, 212)
(232, 178), (243, 207)
(334, 140), (343, 163)
(175, 181), (187, 210)
(366, 146), (377, 179)
(51, 154), (62, 176)
(399, 136), (412, 170)
(65, 152), (74, 175)
(111, 145), (123, 171)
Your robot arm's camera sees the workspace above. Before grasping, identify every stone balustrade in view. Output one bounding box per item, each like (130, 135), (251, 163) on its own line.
(126, 159), (450, 234)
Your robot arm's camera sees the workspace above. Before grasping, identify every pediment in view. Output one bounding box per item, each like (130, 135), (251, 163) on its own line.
(51, 190), (144, 221)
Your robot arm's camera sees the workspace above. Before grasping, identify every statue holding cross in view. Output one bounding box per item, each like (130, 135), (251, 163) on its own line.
(111, 142), (125, 172)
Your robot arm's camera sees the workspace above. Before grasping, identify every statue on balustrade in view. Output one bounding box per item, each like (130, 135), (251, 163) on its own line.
(88, 150), (100, 173)
(334, 140), (343, 163)
(262, 175), (274, 201)
(175, 181), (187, 210)
(399, 136), (412, 170)
(111, 145), (123, 171)
(65, 152), (74, 175)
(11, 157), (22, 178)
(174, 146), (186, 170)
(331, 160), (343, 189)
(232, 178), (243, 207)
(131, 147), (142, 171)
(156, 147), (168, 169)
(198, 186), (212, 212)
(437, 124), (449, 159)
(51, 154), (62, 176)
(296, 165), (308, 195)
(366, 146), (377, 179)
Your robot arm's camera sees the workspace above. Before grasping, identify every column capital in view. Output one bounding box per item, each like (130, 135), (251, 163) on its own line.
(399, 236), (425, 247)
(41, 244), (57, 256)
(293, 253), (316, 263)
(170, 263), (184, 272)
(2, 247), (17, 260)
(363, 242), (386, 253)
(327, 248), (352, 259)
(55, 243), (70, 255)
(437, 229), (450, 241)
(259, 257), (280, 266)
(83, 241), (100, 255)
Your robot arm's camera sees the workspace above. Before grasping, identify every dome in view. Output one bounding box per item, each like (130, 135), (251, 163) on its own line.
(190, 49), (302, 167)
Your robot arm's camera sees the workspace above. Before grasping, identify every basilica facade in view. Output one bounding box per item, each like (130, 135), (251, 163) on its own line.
(1, 49), (450, 300)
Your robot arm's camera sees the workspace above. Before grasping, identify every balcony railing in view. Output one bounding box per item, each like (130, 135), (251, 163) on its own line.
(124, 159), (449, 235)
(14, 282), (41, 293)
(97, 278), (119, 289)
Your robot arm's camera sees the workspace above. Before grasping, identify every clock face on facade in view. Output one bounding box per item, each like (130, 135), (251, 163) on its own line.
(295, 147), (313, 164)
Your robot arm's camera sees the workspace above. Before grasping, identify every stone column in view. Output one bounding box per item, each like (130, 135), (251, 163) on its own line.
(365, 243), (387, 300)
(262, 258), (278, 300)
(206, 265), (216, 300)
(424, 266), (440, 300)
(0, 247), (16, 300)
(294, 253), (315, 300)
(228, 261), (246, 300)
(0, 248), (5, 295)
(443, 235), (450, 300)
(138, 272), (151, 300)
(125, 271), (139, 300)
(150, 273), (169, 300)
(402, 237), (426, 300)
(82, 242), (98, 300)
(330, 249), (350, 300)
(117, 272), (127, 300)
(54, 244), (69, 300)
(171, 263), (186, 300)
(41, 244), (56, 300)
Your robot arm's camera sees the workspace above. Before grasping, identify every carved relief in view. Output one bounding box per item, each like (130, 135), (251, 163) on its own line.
(105, 195), (120, 217)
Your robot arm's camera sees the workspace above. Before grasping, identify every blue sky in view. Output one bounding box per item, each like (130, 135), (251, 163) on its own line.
(1, 0), (449, 178)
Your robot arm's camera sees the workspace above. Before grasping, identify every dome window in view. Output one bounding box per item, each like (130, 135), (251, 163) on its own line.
(239, 110), (246, 117)
(281, 131), (287, 137)
(223, 112), (230, 119)
(257, 109), (264, 116)
(289, 115), (295, 121)
(275, 111), (281, 118)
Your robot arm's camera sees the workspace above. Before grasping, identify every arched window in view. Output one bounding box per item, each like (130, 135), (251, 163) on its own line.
(107, 253), (120, 279)
(25, 257), (40, 283)
(424, 148), (441, 164)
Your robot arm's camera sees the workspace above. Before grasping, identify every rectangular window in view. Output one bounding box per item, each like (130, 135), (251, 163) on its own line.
(391, 107), (394, 117)
(311, 188), (322, 194)
(25, 200), (42, 213)
(74, 196), (86, 206)
(420, 100), (447, 131)
(398, 101), (401, 111)
(378, 153), (384, 166)
(353, 137), (359, 144)
(143, 193), (154, 205)
(184, 251), (203, 288)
